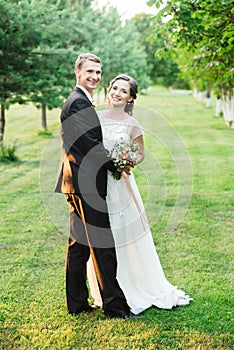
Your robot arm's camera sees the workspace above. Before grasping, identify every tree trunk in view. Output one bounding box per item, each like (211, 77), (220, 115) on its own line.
(104, 86), (107, 100)
(205, 81), (211, 108)
(215, 95), (222, 117)
(0, 103), (5, 142)
(221, 84), (234, 128)
(41, 103), (47, 131)
(192, 79), (198, 99)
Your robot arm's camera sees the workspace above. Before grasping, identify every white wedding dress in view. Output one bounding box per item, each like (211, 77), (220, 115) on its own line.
(87, 112), (192, 315)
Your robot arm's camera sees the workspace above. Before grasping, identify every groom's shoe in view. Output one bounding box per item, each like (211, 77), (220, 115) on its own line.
(122, 311), (140, 320)
(68, 304), (97, 315)
(104, 310), (140, 319)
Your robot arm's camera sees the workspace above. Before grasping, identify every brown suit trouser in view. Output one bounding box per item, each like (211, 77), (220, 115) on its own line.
(65, 193), (130, 315)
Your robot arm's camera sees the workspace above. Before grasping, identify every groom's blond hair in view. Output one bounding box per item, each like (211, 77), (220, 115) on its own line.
(75, 53), (102, 70)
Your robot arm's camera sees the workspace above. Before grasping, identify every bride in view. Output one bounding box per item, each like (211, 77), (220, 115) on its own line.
(87, 74), (192, 315)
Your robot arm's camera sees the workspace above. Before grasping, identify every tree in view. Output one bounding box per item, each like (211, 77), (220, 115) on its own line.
(0, 0), (95, 135)
(0, 0), (152, 141)
(130, 13), (188, 89)
(27, 0), (91, 130)
(80, 7), (150, 96)
(148, 0), (234, 125)
(0, 0), (43, 141)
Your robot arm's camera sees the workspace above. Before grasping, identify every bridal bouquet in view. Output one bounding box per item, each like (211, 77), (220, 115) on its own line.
(108, 138), (141, 180)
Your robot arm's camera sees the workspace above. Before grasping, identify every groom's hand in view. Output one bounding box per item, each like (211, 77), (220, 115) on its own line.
(117, 166), (131, 176)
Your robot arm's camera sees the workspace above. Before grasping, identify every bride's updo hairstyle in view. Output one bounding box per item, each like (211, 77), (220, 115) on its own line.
(108, 74), (138, 116)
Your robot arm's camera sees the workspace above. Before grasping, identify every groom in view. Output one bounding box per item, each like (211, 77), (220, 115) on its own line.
(55, 53), (133, 319)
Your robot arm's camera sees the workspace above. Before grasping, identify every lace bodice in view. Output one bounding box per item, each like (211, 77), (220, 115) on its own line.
(98, 112), (143, 150)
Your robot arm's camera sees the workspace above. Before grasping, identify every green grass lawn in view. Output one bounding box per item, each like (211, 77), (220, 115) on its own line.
(1, 87), (233, 349)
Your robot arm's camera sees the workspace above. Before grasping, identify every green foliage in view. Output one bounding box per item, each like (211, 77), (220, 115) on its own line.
(27, 0), (94, 111)
(0, 0), (151, 106)
(1, 0), (232, 142)
(0, 0), (152, 139)
(0, 90), (233, 349)
(130, 13), (186, 88)
(79, 7), (150, 92)
(0, 0), (42, 107)
(149, 0), (234, 94)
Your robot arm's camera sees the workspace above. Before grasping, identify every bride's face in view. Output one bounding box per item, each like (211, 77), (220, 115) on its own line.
(108, 80), (133, 108)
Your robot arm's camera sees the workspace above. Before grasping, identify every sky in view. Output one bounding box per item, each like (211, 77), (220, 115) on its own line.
(94, 0), (159, 20)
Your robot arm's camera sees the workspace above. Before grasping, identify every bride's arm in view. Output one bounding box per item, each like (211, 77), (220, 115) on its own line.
(117, 135), (144, 176)
(133, 135), (145, 165)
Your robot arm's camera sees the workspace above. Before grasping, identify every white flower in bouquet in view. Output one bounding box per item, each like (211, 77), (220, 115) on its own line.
(108, 138), (141, 180)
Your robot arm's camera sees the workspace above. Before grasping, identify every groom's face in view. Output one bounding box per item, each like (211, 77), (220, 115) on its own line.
(76, 60), (102, 95)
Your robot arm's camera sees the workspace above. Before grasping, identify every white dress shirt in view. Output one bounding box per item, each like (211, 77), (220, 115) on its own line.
(76, 85), (94, 104)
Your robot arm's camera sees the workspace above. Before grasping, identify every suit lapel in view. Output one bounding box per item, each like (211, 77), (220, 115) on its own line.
(74, 86), (93, 106)
(73, 87), (103, 140)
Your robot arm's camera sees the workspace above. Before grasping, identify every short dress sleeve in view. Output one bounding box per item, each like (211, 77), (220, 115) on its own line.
(130, 117), (143, 140)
